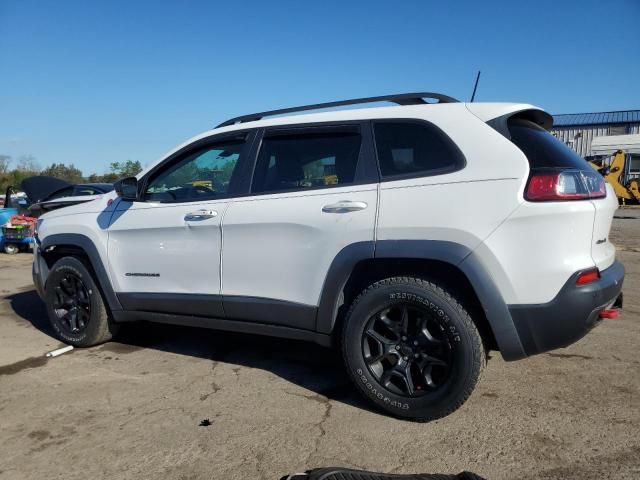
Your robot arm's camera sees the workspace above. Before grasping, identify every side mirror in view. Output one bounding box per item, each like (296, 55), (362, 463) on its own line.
(114, 177), (140, 201)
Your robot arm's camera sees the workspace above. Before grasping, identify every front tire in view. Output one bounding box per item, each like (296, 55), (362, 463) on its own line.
(44, 256), (118, 347)
(341, 277), (485, 421)
(4, 244), (19, 254)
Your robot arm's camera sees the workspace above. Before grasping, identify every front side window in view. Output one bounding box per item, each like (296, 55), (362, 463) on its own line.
(145, 140), (243, 202)
(252, 129), (361, 194)
(374, 122), (465, 178)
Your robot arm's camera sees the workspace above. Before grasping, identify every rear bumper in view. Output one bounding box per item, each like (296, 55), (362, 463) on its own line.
(508, 261), (624, 357)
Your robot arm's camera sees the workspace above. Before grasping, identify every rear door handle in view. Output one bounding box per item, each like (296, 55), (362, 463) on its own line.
(184, 210), (218, 221)
(322, 201), (368, 213)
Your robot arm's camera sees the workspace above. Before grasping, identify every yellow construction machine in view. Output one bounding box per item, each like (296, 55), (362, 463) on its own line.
(589, 150), (640, 204)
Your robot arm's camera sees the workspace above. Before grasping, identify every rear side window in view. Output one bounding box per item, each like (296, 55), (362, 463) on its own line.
(509, 118), (607, 201)
(508, 119), (590, 170)
(73, 186), (99, 196)
(47, 187), (74, 200)
(252, 128), (361, 194)
(373, 121), (465, 179)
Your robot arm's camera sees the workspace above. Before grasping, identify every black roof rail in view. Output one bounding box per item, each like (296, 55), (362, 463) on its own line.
(215, 92), (459, 128)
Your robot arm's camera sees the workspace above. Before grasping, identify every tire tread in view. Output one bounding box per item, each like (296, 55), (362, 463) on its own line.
(341, 276), (486, 422)
(46, 256), (118, 347)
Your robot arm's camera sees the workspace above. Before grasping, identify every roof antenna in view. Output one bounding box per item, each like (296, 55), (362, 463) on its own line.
(470, 70), (481, 102)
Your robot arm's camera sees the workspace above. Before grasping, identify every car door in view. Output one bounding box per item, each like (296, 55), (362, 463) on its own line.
(107, 131), (255, 317)
(221, 123), (379, 330)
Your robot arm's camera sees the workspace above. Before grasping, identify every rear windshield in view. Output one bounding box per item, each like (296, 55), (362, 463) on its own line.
(508, 118), (590, 170)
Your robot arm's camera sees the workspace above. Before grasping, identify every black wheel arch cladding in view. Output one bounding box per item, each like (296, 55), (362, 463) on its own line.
(38, 234), (523, 359)
(316, 239), (525, 360)
(40, 233), (122, 312)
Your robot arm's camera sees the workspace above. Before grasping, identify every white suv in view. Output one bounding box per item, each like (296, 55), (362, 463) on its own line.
(32, 93), (624, 421)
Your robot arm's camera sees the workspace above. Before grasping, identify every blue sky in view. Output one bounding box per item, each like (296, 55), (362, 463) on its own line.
(1, 0), (638, 174)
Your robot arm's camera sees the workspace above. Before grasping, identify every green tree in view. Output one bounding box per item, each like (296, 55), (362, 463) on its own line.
(0, 154), (40, 193)
(0, 169), (40, 194)
(41, 163), (84, 184)
(0, 154), (11, 174)
(15, 154), (40, 172)
(95, 160), (142, 183)
(111, 160), (142, 179)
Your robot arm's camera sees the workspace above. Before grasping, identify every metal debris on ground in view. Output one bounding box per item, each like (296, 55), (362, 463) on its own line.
(45, 346), (74, 358)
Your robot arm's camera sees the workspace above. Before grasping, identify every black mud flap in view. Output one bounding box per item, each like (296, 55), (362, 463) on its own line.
(282, 468), (486, 480)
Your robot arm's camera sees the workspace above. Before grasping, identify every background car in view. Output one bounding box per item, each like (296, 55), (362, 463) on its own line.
(22, 177), (113, 214)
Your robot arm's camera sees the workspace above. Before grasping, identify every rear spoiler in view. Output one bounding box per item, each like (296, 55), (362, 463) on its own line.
(465, 103), (553, 137)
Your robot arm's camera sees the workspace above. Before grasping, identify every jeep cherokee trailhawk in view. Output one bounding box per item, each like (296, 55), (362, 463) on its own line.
(32, 92), (624, 421)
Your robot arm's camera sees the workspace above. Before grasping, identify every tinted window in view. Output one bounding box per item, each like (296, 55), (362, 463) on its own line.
(72, 186), (100, 196)
(145, 140), (243, 202)
(46, 187), (74, 200)
(374, 122), (464, 178)
(252, 129), (361, 194)
(509, 119), (590, 170)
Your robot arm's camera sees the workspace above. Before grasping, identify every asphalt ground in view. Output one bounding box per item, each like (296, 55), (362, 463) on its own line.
(0, 211), (638, 480)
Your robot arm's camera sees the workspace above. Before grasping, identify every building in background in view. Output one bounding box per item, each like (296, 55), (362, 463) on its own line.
(552, 110), (640, 182)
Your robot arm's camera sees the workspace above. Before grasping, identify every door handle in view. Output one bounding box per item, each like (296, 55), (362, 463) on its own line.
(184, 210), (218, 221)
(322, 201), (368, 213)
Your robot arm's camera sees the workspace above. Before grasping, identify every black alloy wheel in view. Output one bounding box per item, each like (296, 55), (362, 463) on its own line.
(362, 303), (452, 397)
(341, 277), (486, 421)
(52, 272), (92, 335)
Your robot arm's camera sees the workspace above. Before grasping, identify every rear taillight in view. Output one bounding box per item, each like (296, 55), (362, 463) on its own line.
(576, 268), (600, 285)
(525, 169), (606, 202)
(581, 169), (607, 198)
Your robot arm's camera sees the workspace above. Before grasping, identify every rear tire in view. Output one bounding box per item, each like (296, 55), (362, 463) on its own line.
(44, 256), (118, 347)
(341, 277), (485, 421)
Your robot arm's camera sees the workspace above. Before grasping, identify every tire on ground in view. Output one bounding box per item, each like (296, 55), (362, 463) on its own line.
(341, 276), (486, 422)
(44, 256), (118, 347)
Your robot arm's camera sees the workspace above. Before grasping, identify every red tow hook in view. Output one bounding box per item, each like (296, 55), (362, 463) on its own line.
(599, 309), (619, 319)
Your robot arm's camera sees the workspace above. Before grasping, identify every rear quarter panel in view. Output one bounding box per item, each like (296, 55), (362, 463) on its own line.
(479, 200), (597, 304)
(590, 184), (618, 271)
(376, 107), (529, 255)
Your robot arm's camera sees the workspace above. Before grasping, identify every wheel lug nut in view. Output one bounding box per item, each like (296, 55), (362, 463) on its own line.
(403, 356), (408, 361)
(414, 353), (420, 358)
(395, 345), (400, 350)
(413, 340), (418, 346)
(401, 336), (407, 341)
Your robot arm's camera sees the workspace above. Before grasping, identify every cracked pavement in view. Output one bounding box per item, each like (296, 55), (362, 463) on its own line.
(1, 212), (639, 480)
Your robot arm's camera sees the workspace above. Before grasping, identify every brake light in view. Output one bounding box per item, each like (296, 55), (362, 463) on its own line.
(576, 268), (600, 285)
(525, 169), (606, 202)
